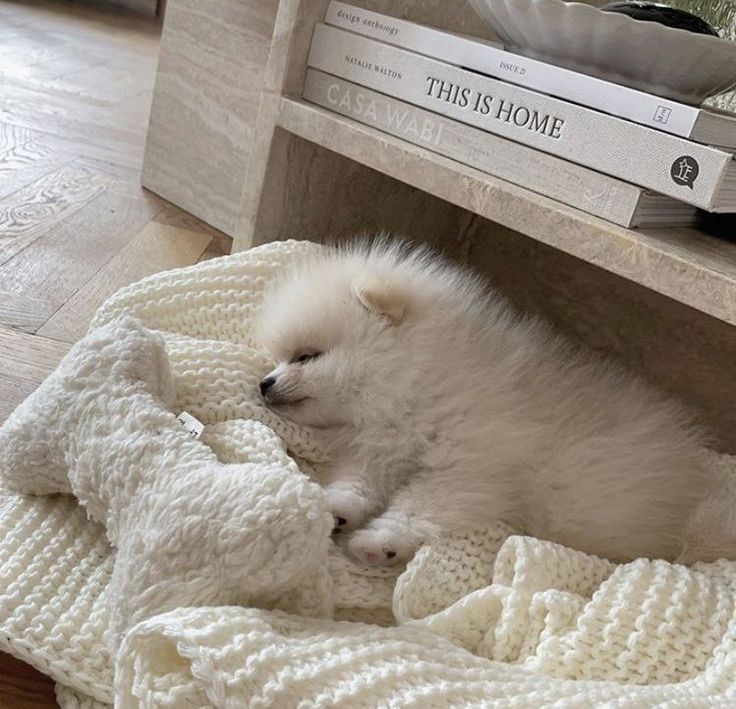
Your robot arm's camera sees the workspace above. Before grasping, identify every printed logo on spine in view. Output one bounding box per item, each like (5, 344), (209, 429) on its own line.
(670, 156), (699, 189)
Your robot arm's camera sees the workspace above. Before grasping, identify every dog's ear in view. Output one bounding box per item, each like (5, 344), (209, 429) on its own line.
(352, 275), (407, 326)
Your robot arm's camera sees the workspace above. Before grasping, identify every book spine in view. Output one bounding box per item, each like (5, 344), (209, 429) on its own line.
(325, 1), (702, 140)
(308, 24), (730, 210)
(303, 69), (656, 227)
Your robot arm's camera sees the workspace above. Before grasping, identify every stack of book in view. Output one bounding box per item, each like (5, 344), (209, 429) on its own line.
(303, 1), (736, 229)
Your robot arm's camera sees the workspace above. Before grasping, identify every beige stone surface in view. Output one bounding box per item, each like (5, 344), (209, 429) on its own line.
(142, 0), (278, 234)
(250, 129), (477, 262)
(272, 99), (736, 327)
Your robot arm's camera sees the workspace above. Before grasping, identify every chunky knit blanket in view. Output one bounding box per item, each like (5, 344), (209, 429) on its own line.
(0, 240), (735, 707)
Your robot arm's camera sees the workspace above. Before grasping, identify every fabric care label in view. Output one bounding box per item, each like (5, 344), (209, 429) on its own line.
(176, 411), (205, 439)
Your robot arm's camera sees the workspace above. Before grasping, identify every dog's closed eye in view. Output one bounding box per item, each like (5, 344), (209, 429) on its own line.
(291, 351), (323, 365)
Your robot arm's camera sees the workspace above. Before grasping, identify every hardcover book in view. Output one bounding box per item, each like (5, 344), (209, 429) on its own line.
(326, 1), (736, 149)
(307, 23), (736, 211)
(303, 69), (697, 228)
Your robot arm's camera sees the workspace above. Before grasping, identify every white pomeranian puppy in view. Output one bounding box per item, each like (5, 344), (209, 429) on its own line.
(257, 241), (711, 566)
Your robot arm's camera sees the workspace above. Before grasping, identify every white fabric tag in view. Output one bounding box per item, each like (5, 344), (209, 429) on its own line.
(176, 411), (204, 439)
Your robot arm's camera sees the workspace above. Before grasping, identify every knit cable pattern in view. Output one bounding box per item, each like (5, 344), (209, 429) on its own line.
(116, 533), (736, 708)
(0, 240), (733, 707)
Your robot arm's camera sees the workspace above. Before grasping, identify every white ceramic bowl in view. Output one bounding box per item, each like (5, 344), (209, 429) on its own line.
(468, 0), (736, 104)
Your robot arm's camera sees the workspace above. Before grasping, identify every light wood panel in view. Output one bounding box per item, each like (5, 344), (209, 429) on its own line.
(0, 328), (70, 387)
(39, 222), (213, 342)
(0, 164), (110, 266)
(0, 187), (164, 332)
(0, 122), (39, 153)
(0, 139), (71, 199)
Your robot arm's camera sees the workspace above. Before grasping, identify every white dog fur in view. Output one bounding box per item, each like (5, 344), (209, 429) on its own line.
(257, 241), (712, 566)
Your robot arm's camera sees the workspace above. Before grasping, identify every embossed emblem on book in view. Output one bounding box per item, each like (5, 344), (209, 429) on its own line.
(653, 106), (672, 124)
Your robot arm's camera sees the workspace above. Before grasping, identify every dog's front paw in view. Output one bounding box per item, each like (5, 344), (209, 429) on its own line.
(323, 485), (373, 533)
(346, 521), (418, 567)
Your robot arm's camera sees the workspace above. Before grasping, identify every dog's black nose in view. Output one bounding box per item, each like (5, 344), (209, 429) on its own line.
(260, 376), (276, 397)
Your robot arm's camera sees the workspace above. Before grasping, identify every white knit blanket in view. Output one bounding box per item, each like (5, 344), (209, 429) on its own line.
(0, 240), (734, 707)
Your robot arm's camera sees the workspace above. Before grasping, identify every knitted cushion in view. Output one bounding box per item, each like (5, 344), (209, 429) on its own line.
(0, 316), (333, 648)
(0, 240), (734, 707)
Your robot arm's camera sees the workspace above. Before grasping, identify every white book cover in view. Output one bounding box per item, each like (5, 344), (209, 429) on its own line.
(303, 69), (696, 228)
(308, 24), (735, 211)
(325, 1), (736, 148)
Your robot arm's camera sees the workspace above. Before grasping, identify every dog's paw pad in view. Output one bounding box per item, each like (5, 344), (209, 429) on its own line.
(346, 529), (404, 567)
(362, 549), (386, 565)
(349, 544), (399, 567)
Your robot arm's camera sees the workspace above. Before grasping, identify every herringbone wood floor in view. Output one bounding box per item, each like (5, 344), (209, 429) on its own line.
(0, 1), (230, 705)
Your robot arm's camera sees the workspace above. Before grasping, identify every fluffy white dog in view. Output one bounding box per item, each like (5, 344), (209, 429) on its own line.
(257, 241), (711, 566)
